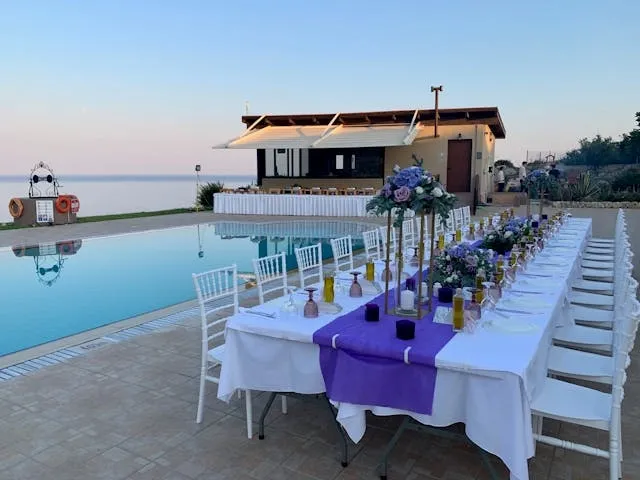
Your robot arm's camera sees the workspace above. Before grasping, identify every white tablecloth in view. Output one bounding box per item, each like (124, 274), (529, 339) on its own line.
(218, 218), (592, 480)
(213, 193), (374, 217)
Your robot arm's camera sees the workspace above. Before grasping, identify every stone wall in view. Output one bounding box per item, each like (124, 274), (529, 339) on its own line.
(551, 201), (640, 209)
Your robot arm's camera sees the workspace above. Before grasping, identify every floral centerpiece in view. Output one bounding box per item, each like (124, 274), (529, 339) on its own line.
(524, 169), (551, 199)
(482, 217), (529, 254)
(432, 243), (496, 289)
(366, 155), (457, 227)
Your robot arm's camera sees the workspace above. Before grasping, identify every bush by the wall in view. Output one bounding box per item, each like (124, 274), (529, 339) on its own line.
(197, 181), (224, 209)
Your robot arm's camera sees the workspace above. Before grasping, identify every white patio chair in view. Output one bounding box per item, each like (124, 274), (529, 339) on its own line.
(413, 216), (429, 244)
(362, 229), (381, 262)
(330, 236), (354, 272)
(294, 243), (323, 289)
(462, 206), (471, 226)
(402, 219), (417, 248)
(453, 208), (463, 230)
(445, 214), (454, 234)
(253, 252), (288, 304)
(532, 329), (630, 479)
(433, 214), (445, 238)
(193, 265), (254, 437)
(378, 226), (397, 262)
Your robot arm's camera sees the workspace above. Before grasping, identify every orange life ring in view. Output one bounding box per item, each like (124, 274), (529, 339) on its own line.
(8, 198), (24, 218)
(57, 241), (74, 255)
(55, 195), (71, 214)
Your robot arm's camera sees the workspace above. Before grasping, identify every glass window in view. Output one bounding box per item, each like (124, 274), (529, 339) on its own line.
(336, 155), (344, 170)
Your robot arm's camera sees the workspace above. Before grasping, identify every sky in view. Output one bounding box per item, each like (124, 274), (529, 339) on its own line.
(1, 0), (639, 176)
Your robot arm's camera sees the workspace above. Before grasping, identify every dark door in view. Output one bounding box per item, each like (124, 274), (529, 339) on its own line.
(446, 139), (472, 192)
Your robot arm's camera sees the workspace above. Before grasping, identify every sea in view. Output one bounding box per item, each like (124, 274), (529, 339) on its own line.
(1, 175), (256, 224)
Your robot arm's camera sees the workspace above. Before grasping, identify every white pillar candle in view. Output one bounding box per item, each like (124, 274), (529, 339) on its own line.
(421, 282), (429, 299)
(400, 290), (415, 310)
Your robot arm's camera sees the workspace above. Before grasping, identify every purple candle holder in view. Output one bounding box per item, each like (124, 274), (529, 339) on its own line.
(364, 303), (380, 322)
(541, 214), (548, 221)
(396, 319), (415, 340)
(531, 221), (539, 229)
(405, 278), (416, 291)
(438, 286), (454, 303)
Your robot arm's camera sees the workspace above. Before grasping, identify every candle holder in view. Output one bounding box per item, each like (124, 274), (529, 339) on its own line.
(396, 319), (415, 340)
(364, 303), (380, 322)
(303, 287), (319, 318)
(349, 272), (363, 298)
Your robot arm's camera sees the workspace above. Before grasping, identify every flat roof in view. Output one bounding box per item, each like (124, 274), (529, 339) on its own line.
(241, 107), (506, 139)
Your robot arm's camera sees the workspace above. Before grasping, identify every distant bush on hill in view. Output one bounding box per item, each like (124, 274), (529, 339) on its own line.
(198, 181), (224, 209)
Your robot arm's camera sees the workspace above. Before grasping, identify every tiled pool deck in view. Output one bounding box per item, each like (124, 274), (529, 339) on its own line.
(1, 209), (639, 479)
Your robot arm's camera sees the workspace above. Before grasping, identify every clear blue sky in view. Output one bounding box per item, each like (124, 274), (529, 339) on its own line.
(1, 0), (638, 175)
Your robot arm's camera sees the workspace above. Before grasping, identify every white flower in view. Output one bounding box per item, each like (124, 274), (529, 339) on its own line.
(393, 165), (401, 173)
(432, 187), (443, 198)
(445, 255), (451, 261)
(445, 276), (452, 283)
(415, 186), (424, 195)
(505, 231), (513, 238)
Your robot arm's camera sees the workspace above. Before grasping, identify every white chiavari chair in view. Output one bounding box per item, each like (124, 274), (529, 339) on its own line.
(362, 229), (381, 262)
(330, 236), (354, 272)
(294, 243), (323, 289)
(253, 252), (288, 304)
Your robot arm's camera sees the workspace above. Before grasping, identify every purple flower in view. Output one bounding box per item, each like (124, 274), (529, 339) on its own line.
(393, 185), (411, 202)
(381, 183), (392, 198)
(393, 167), (423, 189)
(465, 255), (478, 268)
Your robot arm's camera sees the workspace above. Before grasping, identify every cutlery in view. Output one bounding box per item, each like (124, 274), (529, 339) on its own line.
(243, 309), (276, 318)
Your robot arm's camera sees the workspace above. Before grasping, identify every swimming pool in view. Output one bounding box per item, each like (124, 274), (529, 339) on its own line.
(0, 221), (370, 357)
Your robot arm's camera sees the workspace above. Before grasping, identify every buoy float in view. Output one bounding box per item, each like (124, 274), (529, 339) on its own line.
(55, 195), (71, 214)
(8, 198), (24, 218)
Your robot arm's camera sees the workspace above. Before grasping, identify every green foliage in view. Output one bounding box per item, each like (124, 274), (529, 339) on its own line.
(494, 159), (515, 169)
(197, 181), (224, 209)
(600, 191), (640, 202)
(569, 172), (599, 200)
(563, 135), (620, 169)
(611, 168), (640, 192)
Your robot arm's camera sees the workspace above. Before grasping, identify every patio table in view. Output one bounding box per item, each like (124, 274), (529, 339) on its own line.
(213, 193), (374, 216)
(218, 218), (592, 480)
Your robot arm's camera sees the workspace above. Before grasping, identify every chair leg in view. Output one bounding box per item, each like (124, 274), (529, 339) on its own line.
(245, 390), (253, 439)
(281, 395), (288, 414)
(196, 367), (207, 424)
(610, 432), (620, 480)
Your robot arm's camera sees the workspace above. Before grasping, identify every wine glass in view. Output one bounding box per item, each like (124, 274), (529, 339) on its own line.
(303, 287), (319, 318)
(349, 272), (363, 297)
(280, 287), (298, 315)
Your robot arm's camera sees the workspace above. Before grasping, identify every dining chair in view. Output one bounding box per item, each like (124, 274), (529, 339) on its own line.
(462, 206), (471, 226)
(362, 229), (381, 262)
(532, 326), (631, 479)
(193, 265), (254, 437)
(294, 243), (323, 289)
(330, 236), (354, 272)
(378, 225), (397, 260)
(453, 208), (464, 230)
(402, 219), (417, 248)
(252, 252), (288, 304)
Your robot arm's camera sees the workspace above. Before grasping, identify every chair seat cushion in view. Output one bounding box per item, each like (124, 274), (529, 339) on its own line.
(572, 278), (614, 293)
(531, 377), (611, 427)
(570, 304), (614, 322)
(570, 291), (615, 308)
(208, 344), (225, 364)
(547, 345), (614, 380)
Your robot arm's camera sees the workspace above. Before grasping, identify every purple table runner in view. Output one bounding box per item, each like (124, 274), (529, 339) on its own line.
(312, 238), (485, 415)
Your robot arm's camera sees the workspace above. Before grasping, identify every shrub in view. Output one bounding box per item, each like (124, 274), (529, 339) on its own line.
(611, 168), (640, 192)
(599, 191), (640, 202)
(570, 172), (599, 201)
(197, 181), (224, 209)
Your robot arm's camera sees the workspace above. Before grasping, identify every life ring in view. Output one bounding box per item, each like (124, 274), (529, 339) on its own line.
(8, 198), (24, 218)
(12, 245), (26, 257)
(57, 241), (74, 255)
(55, 195), (71, 214)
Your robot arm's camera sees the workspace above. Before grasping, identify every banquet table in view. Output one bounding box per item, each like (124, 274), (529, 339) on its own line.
(213, 193), (374, 217)
(217, 217), (592, 480)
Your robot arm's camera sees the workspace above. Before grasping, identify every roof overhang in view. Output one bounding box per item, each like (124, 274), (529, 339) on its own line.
(239, 107), (506, 139)
(214, 123), (424, 150)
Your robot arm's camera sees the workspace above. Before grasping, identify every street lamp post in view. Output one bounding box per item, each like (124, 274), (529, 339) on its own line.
(430, 85), (443, 137)
(195, 164), (201, 212)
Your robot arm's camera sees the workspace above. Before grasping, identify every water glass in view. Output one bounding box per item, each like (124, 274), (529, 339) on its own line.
(323, 273), (335, 303)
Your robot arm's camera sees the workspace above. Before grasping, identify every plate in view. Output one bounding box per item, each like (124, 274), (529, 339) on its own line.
(499, 296), (552, 311)
(486, 316), (538, 333)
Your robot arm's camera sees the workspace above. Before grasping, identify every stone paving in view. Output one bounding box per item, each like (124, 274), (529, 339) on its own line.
(1, 208), (639, 479)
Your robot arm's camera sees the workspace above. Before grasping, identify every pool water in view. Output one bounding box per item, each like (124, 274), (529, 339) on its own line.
(0, 221), (369, 357)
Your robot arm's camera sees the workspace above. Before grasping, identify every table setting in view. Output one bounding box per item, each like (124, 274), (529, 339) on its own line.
(217, 162), (593, 480)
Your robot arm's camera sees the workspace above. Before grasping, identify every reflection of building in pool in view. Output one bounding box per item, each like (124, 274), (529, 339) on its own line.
(11, 240), (82, 286)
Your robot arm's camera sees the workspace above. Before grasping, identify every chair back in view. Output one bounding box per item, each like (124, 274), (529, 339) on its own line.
(402, 219), (417, 248)
(462, 206), (471, 226)
(453, 208), (463, 230)
(192, 265), (239, 347)
(294, 243), (323, 289)
(362, 229), (381, 261)
(378, 226), (397, 260)
(434, 214), (445, 237)
(330, 236), (354, 272)
(252, 252), (288, 304)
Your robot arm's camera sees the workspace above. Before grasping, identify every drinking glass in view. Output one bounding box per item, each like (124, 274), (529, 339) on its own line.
(365, 261), (375, 281)
(349, 272), (363, 297)
(280, 287), (298, 315)
(303, 287), (319, 318)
